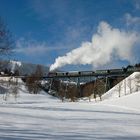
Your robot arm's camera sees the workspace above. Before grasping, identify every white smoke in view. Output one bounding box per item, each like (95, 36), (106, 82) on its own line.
(50, 21), (139, 71)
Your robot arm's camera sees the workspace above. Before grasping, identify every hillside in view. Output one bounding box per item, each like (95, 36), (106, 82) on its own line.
(102, 72), (140, 100)
(94, 72), (140, 111)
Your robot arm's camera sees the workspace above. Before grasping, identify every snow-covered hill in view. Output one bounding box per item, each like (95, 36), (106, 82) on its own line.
(95, 72), (140, 111)
(10, 60), (22, 73)
(102, 72), (140, 100)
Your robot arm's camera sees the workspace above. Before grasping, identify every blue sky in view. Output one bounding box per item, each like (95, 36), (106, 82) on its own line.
(0, 0), (140, 71)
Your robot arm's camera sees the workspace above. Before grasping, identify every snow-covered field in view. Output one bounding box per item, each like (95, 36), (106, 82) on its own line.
(0, 73), (140, 140)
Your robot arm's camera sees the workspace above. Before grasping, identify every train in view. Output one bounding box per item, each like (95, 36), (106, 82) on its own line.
(48, 66), (140, 77)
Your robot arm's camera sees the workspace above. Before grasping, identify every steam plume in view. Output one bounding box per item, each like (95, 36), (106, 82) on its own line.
(50, 21), (139, 71)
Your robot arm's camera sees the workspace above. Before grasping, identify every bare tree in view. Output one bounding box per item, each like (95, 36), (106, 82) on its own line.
(26, 75), (34, 93)
(116, 82), (123, 97)
(94, 79), (106, 101)
(58, 87), (65, 102)
(57, 81), (65, 102)
(11, 78), (19, 101)
(134, 74), (140, 92)
(26, 65), (44, 94)
(82, 82), (94, 102)
(35, 65), (44, 79)
(124, 79), (126, 95)
(3, 77), (19, 101)
(26, 74), (40, 94)
(127, 77), (133, 94)
(93, 92), (97, 102)
(67, 85), (78, 102)
(0, 17), (14, 56)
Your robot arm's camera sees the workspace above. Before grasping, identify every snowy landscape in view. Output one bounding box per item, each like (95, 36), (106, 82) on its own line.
(0, 72), (140, 140)
(0, 1), (140, 139)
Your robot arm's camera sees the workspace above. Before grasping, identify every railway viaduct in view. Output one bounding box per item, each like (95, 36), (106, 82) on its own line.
(44, 68), (139, 100)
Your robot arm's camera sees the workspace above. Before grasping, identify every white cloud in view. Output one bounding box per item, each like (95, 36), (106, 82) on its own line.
(15, 38), (48, 55)
(15, 38), (66, 56)
(50, 21), (140, 71)
(125, 13), (140, 26)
